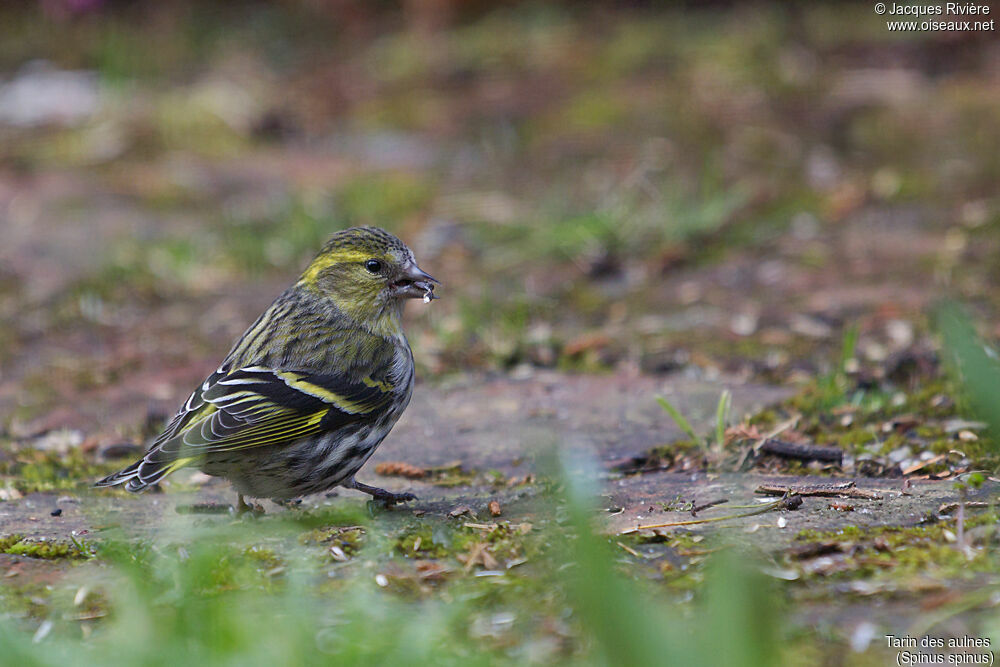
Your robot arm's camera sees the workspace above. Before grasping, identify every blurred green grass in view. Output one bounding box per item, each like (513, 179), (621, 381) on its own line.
(0, 458), (794, 667)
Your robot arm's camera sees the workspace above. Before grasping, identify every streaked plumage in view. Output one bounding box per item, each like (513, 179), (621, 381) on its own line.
(97, 226), (438, 508)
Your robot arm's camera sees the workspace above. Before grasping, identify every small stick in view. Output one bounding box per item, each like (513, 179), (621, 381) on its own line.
(902, 454), (947, 476)
(617, 541), (641, 557)
(618, 495), (801, 535)
(938, 501), (990, 515)
(755, 482), (882, 500)
(463, 522), (499, 531)
(754, 417), (801, 449)
(691, 499), (728, 516)
(757, 439), (843, 464)
(737, 417), (799, 469)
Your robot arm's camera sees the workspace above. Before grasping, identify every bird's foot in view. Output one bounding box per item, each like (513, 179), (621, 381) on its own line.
(347, 478), (416, 505)
(234, 494), (265, 516)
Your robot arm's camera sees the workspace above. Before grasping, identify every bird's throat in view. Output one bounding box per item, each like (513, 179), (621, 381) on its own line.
(332, 294), (405, 340)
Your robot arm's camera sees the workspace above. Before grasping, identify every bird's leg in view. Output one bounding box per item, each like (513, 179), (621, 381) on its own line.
(346, 478), (416, 504)
(235, 494), (264, 515)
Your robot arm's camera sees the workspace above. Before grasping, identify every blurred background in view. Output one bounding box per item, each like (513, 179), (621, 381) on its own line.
(1, 0), (999, 445)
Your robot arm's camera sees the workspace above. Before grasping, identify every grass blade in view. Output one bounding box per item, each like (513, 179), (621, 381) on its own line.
(715, 389), (731, 450)
(656, 395), (700, 442)
(936, 302), (1000, 452)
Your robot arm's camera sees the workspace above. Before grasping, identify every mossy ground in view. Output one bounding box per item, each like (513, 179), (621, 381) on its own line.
(791, 512), (1000, 581)
(0, 535), (91, 560)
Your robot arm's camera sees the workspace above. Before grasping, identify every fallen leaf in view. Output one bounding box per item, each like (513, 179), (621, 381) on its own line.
(828, 502), (854, 512)
(374, 461), (427, 479)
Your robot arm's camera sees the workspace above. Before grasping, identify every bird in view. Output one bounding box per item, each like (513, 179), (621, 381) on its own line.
(96, 226), (438, 512)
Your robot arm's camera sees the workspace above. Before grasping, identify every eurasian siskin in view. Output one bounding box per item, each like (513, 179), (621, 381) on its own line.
(97, 226), (438, 511)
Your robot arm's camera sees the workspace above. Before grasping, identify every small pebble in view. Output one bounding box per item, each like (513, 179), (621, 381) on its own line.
(50, 508), (62, 517)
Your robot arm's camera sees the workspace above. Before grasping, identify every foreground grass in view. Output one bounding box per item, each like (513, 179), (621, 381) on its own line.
(0, 459), (797, 667)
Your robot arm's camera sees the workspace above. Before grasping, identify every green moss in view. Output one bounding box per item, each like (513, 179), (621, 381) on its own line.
(0, 446), (123, 494)
(834, 428), (877, 450)
(915, 425), (945, 439)
(395, 523), (452, 559)
(795, 513), (1000, 544)
(0, 535), (22, 551)
(615, 530), (717, 593)
(243, 546), (284, 571)
(391, 519), (537, 571)
(928, 439), (955, 455)
(423, 464), (481, 488)
(736, 345), (1000, 474)
(647, 440), (700, 457)
(792, 514), (1000, 581)
(629, 530), (705, 552)
(452, 522), (533, 564)
(875, 432), (906, 454)
(0, 534), (91, 560)
(747, 410), (779, 428)
(288, 504), (371, 530)
(793, 525), (863, 542)
(0, 580), (53, 621)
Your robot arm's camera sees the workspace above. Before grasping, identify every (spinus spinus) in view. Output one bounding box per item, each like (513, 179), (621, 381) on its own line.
(96, 226), (438, 511)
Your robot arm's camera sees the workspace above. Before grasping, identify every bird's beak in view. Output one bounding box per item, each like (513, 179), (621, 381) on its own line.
(392, 261), (440, 301)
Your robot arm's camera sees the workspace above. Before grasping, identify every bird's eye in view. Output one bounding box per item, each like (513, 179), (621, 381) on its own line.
(364, 259), (382, 274)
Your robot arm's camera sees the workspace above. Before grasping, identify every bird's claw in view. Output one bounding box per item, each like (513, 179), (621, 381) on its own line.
(365, 488), (417, 506)
(348, 479), (416, 505)
(234, 494), (265, 516)
(374, 490), (417, 504)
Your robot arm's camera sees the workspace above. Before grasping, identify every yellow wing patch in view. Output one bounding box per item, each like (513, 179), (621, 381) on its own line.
(274, 371), (381, 414)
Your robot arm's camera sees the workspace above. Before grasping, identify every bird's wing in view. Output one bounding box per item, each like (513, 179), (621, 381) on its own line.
(109, 365), (395, 488)
(150, 365), (231, 445)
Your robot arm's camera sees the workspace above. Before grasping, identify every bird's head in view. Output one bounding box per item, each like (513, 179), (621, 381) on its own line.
(298, 227), (439, 334)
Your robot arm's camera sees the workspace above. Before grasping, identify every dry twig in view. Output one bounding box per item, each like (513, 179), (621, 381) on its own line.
(755, 481), (882, 500)
(618, 495), (801, 535)
(938, 501), (990, 515)
(757, 439), (843, 464)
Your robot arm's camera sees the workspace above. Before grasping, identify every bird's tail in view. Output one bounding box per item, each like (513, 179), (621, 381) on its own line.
(95, 454), (196, 492)
(95, 459), (142, 489)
